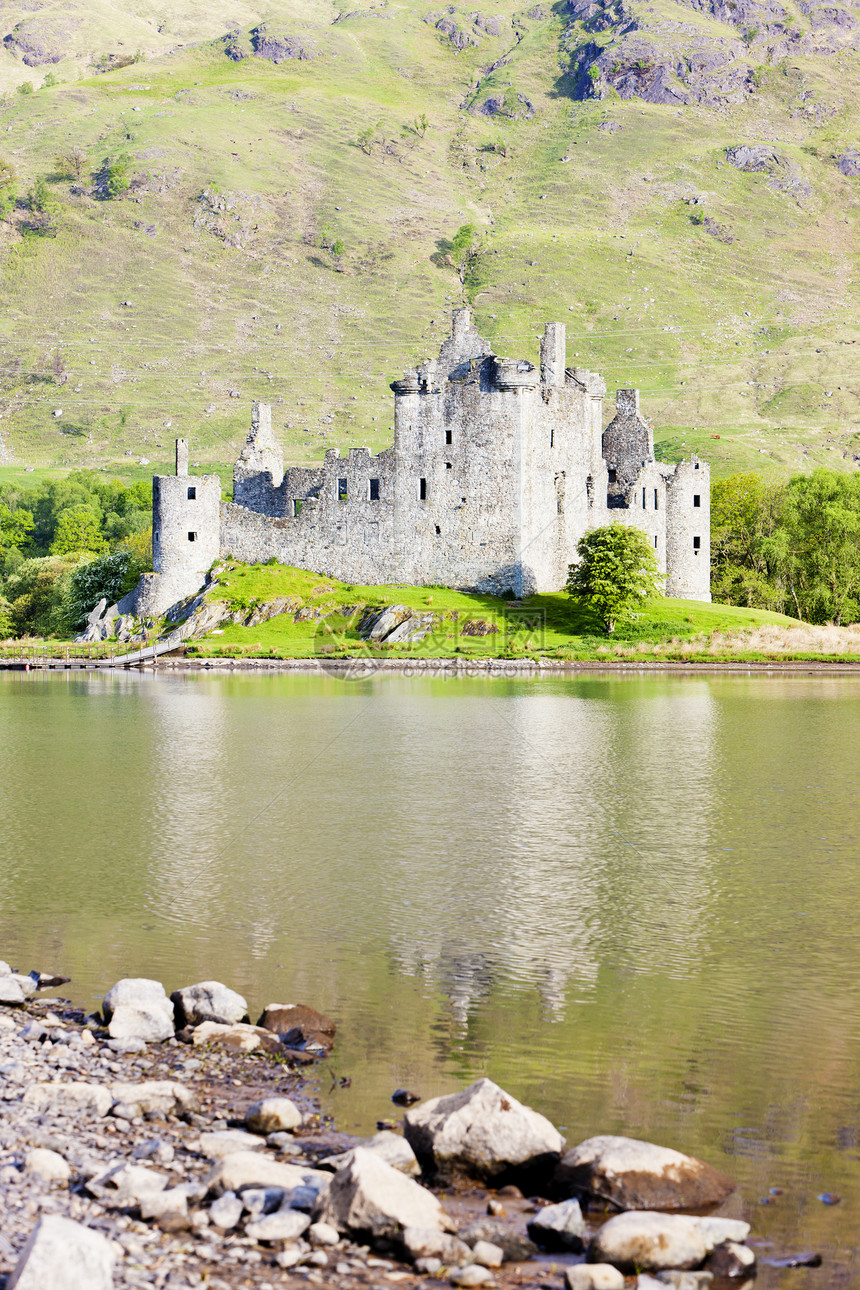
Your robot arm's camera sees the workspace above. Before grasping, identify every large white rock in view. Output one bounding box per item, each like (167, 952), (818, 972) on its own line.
(199, 1130), (267, 1159)
(7, 1215), (116, 1290)
(171, 981), (248, 1028)
(244, 1097), (302, 1133)
(589, 1212), (750, 1273)
(246, 1210), (311, 1242)
(22, 1082), (113, 1118)
(555, 1136), (734, 1211)
(0, 977), (26, 1006)
(565, 1265), (626, 1290)
(0, 960), (10, 975)
(205, 1150), (329, 1197)
(24, 1148), (71, 1185)
(315, 1147), (444, 1240)
(404, 1078), (564, 1183)
(108, 1004), (174, 1044)
(102, 977), (171, 1021)
(110, 1080), (197, 1117)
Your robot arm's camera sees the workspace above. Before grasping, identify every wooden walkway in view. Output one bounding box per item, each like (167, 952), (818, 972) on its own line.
(0, 639), (182, 670)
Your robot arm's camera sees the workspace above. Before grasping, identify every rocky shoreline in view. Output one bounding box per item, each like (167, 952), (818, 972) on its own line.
(0, 963), (808, 1290)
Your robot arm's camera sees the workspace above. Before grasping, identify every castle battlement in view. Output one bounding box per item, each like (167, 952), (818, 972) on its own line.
(137, 309), (710, 615)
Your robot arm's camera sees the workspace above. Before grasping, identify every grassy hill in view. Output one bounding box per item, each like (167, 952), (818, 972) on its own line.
(0, 0), (859, 487)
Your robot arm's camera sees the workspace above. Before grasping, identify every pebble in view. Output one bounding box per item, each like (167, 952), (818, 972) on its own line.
(449, 1266), (493, 1287)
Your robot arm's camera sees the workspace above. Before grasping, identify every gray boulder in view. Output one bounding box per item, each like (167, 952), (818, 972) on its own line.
(206, 1150), (329, 1197)
(837, 150), (860, 176)
(22, 1082), (113, 1118)
(555, 1136), (734, 1210)
(726, 144), (786, 172)
(404, 1078), (564, 1185)
(527, 1197), (585, 1250)
(171, 980), (248, 1027)
(109, 1080), (197, 1117)
(0, 977), (26, 1006)
(315, 1147), (443, 1240)
(589, 1213), (749, 1273)
(7, 1215), (116, 1290)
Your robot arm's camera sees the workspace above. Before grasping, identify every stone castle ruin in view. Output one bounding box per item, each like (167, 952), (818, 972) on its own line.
(134, 309), (710, 616)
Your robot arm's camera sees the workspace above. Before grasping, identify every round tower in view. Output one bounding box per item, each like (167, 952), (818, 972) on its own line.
(150, 439), (221, 611)
(665, 456), (711, 601)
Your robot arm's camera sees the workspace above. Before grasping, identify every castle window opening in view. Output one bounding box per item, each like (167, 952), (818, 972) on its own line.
(445, 429), (452, 445)
(550, 427), (554, 448)
(642, 487), (646, 508)
(693, 535), (701, 550)
(293, 499), (303, 517)
(445, 461), (452, 470)
(188, 532), (197, 543)
(608, 468), (617, 483)
(654, 488), (658, 509)
(653, 535), (657, 548)
(693, 494), (701, 507)
(419, 477), (427, 501)
(435, 524), (441, 535)
(369, 478), (380, 501)
(187, 486), (196, 501)
(338, 477), (348, 501)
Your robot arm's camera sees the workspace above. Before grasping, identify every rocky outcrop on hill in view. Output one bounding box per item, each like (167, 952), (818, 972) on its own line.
(2, 18), (71, 66)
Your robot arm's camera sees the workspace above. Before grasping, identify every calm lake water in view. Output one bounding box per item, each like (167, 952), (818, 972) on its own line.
(2, 669), (860, 1283)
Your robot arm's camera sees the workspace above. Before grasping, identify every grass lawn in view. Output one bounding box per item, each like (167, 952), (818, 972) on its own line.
(184, 562), (808, 662)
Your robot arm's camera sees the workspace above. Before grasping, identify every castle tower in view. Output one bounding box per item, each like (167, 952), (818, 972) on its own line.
(148, 441), (221, 611)
(665, 457), (711, 601)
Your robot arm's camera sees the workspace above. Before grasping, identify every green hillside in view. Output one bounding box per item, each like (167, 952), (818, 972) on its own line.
(0, 0), (859, 485)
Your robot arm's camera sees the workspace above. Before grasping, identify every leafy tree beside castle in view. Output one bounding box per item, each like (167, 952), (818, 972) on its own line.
(566, 524), (662, 633)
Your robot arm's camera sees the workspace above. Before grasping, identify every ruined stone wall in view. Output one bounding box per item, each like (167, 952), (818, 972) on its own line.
(666, 457), (711, 600)
(601, 388), (655, 507)
(232, 403), (286, 515)
(222, 445), (395, 584)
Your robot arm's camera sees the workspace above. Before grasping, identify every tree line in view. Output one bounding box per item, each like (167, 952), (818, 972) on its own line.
(0, 471), (151, 637)
(711, 467), (860, 625)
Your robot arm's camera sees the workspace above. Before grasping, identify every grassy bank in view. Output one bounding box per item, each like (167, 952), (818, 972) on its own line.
(175, 562), (825, 663)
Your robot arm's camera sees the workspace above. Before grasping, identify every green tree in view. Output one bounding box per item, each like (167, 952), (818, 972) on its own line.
(17, 81), (33, 96)
(61, 549), (146, 632)
(781, 469), (860, 624)
(98, 152), (132, 199)
(449, 222), (480, 286)
(27, 176), (51, 212)
(50, 505), (106, 555)
(566, 523), (663, 633)
(55, 145), (87, 181)
(0, 502), (34, 557)
(710, 472), (786, 610)
(5, 553), (86, 637)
